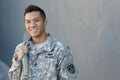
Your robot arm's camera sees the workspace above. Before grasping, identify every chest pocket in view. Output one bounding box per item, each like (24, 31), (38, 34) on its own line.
(36, 52), (58, 75)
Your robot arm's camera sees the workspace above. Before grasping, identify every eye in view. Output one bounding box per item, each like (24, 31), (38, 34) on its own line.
(25, 20), (30, 24)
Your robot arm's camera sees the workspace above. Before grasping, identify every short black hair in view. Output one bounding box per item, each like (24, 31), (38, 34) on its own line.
(24, 4), (46, 21)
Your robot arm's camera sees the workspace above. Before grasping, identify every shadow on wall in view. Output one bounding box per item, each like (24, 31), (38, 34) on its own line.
(0, 60), (9, 80)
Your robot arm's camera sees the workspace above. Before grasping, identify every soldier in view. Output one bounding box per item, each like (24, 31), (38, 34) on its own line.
(9, 4), (77, 80)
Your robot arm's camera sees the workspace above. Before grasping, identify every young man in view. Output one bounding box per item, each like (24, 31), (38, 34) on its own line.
(9, 4), (77, 80)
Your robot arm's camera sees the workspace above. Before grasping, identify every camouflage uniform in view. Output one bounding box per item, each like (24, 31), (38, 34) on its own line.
(9, 34), (77, 80)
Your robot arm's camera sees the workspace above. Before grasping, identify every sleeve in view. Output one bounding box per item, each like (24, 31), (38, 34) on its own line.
(8, 44), (23, 80)
(58, 47), (77, 80)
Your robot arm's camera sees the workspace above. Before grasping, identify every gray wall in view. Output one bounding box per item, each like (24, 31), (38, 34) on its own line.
(0, 0), (120, 80)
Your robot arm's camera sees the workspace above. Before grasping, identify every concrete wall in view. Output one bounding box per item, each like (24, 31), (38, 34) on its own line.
(0, 0), (120, 80)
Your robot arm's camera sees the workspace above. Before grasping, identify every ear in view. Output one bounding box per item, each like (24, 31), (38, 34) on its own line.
(44, 19), (48, 27)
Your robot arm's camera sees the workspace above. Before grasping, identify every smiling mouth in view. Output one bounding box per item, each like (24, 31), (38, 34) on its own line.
(30, 29), (38, 33)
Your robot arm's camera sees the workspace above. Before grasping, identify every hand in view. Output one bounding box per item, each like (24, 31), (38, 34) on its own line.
(18, 46), (29, 61)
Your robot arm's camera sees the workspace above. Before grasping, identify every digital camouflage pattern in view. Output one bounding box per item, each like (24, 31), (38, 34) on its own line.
(9, 34), (77, 80)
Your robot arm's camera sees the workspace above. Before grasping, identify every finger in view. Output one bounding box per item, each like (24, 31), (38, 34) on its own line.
(22, 46), (28, 54)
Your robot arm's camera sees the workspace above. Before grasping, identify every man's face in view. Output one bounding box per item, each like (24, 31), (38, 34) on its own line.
(24, 11), (47, 38)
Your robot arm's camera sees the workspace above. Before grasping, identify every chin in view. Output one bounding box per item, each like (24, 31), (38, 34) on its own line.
(32, 35), (39, 38)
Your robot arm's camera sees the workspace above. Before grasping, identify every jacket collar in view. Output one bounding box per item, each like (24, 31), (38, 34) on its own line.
(28, 33), (56, 54)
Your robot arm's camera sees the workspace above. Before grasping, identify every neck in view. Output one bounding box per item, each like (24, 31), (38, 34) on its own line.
(32, 33), (48, 44)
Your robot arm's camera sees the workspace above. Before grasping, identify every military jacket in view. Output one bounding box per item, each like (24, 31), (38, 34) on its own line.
(9, 34), (77, 80)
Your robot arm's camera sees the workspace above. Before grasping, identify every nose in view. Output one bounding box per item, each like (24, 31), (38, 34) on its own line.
(30, 21), (36, 28)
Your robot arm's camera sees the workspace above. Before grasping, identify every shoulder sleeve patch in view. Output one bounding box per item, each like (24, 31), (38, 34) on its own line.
(67, 64), (75, 74)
